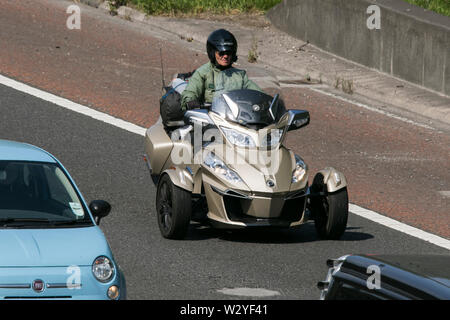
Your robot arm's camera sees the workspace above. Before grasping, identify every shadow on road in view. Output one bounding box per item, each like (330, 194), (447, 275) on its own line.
(184, 222), (374, 244)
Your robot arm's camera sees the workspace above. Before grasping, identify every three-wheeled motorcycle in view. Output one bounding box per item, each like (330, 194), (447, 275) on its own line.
(144, 87), (348, 240)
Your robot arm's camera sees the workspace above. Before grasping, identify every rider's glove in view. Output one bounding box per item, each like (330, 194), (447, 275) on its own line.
(186, 99), (201, 110)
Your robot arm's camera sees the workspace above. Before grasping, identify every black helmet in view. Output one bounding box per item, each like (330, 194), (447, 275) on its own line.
(206, 29), (238, 65)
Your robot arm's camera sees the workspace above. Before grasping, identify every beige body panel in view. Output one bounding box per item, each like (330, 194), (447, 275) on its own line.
(203, 142), (308, 194)
(201, 148), (308, 223)
(162, 141), (200, 192)
(317, 167), (348, 193)
(144, 118), (173, 175)
(242, 195), (285, 218)
(202, 174), (242, 225)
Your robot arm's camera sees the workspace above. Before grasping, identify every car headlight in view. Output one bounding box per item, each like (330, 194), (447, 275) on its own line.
(220, 126), (256, 148)
(292, 154), (307, 183)
(203, 152), (242, 183)
(92, 256), (115, 283)
(260, 129), (283, 148)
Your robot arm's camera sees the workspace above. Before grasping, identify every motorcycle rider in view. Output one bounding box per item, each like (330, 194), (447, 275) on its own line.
(181, 29), (262, 111)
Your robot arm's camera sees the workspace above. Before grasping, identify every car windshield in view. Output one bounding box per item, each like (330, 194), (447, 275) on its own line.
(211, 89), (286, 129)
(0, 161), (93, 228)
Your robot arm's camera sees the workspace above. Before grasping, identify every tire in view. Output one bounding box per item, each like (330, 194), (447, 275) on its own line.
(311, 174), (348, 240)
(156, 174), (192, 239)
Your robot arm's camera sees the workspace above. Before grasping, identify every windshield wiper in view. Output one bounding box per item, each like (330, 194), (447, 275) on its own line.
(0, 217), (88, 227)
(0, 217), (52, 228)
(0, 217), (52, 223)
(48, 219), (83, 226)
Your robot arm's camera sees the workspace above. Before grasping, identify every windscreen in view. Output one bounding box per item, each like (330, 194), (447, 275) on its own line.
(211, 89), (286, 129)
(0, 161), (93, 228)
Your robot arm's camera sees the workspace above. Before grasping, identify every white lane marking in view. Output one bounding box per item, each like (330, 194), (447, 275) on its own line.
(0, 74), (146, 137)
(350, 204), (450, 250)
(217, 288), (280, 297)
(0, 74), (448, 250)
(280, 83), (327, 88)
(367, 155), (433, 162)
(304, 86), (436, 131)
(438, 191), (450, 198)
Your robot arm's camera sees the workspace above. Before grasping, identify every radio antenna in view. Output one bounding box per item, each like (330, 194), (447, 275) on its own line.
(160, 47), (166, 89)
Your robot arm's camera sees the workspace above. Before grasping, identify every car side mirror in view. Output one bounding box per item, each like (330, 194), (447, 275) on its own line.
(287, 110), (310, 131)
(89, 200), (111, 225)
(184, 109), (214, 126)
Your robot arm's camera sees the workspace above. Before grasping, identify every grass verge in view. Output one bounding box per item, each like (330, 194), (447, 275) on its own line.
(110, 0), (449, 17)
(125, 0), (282, 15)
(403, 0), (450, 17)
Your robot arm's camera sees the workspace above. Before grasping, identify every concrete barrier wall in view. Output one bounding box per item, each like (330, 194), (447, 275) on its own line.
(267, 0), (450, 95)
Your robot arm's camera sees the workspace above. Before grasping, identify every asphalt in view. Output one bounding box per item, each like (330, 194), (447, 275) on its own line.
(0, 83), (448, 300)
(1, 0), (448, 238)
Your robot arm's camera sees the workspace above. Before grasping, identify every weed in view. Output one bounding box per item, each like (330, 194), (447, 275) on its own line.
(248, 36), (258, 63)
(335, 76), (354, 94)
(403, 0), (450, 17)
(108, 0), (128, 15)
(334, 77), (342, 89)
(342, 79), (354, 94)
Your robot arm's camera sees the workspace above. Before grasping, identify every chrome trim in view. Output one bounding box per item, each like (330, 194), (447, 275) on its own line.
(47, 283), (82, 289)
(210, 185), (251, 200)
(268, 93), (279, 121)
(319, 255), (351, 300)
(223, 93), (239, 118)
(0, 284), (31, 289)
(266, 180), (275, 188)
(0, 283), (83, 289)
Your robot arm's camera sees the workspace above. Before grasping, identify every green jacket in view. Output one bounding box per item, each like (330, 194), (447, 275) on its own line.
(181, 62), (261, 111)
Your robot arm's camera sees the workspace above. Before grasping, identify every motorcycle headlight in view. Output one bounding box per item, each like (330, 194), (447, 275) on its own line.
(92, 256), (115, 283)
(260, 129), (283, 147)
(203, 152), (242, 183)
(220, 126), (256, 148)
(292, 154), (307, 183)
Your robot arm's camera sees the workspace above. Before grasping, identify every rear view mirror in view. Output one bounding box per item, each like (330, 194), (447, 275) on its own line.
(89, 200), (111, 225)
(287, 110), (310, 131)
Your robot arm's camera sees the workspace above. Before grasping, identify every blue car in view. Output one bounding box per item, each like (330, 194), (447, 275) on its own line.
(0, 140), (126, 300)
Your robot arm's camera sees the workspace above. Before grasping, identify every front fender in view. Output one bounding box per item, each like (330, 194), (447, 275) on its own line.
(316, 167), (347, 193)
(162, 167), (194, 192)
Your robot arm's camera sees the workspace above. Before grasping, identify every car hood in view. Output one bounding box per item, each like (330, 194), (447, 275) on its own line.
(0, 227), (112, 267)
